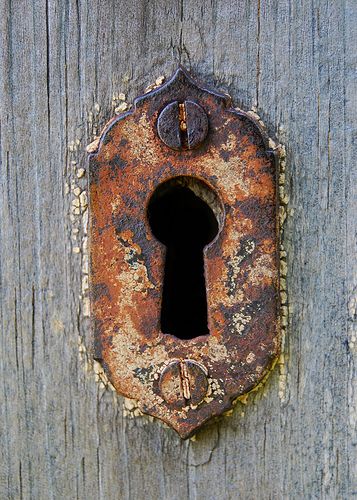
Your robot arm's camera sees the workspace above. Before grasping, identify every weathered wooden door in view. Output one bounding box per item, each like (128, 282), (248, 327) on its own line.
(1, 1), (356, 498)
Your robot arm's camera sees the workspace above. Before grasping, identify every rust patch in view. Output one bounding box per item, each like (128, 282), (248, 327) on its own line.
(88, 67), (280, 438)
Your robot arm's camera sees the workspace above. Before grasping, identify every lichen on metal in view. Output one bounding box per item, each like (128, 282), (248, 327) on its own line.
(88, 67), (280, 439)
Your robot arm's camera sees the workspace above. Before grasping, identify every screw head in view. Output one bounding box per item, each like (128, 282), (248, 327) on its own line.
(157, 100), (208, 150)
(159, 359), (208, 408)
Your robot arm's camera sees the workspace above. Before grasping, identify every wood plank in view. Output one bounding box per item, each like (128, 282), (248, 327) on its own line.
(0, 0), (356, 498)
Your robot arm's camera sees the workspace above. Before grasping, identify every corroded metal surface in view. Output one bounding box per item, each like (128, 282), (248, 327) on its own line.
(88, 67), (279, 438)
(157, 100), (208, 150)
(159, 359), (209, 408)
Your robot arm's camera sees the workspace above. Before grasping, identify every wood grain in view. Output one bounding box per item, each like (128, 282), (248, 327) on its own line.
(0, 0), (356, 498)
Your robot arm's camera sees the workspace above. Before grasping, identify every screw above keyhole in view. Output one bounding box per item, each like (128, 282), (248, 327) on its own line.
(147, 176), (224, 340)
(157, 100), (209, 150)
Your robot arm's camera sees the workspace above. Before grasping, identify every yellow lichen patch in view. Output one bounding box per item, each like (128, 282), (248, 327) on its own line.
(246, 352), (256, 364)
(232, 311), (252, 335)
(245, 254), (275, 286)
(203, 155), (252, 203)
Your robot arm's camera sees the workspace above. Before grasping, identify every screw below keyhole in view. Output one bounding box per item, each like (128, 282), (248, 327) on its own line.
(159, 359), (209, 407)
(157, 100), (208, 150)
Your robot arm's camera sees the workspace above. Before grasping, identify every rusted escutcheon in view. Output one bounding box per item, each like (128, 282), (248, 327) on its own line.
(88, 67), (280, 438)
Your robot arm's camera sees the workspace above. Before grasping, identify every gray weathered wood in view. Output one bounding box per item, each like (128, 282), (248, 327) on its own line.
(1, 0), (356, 498)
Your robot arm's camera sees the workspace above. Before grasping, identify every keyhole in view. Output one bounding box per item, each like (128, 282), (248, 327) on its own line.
(147, 176), (223, 340)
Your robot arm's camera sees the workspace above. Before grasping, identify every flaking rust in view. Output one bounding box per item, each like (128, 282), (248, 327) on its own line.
(88, 67), (280, 438)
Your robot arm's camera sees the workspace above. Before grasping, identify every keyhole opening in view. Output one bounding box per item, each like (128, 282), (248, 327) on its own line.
(147, 176), (223, 340)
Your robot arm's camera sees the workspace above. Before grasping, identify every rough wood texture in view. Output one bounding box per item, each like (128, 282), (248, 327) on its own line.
(0, 1), (356, 498)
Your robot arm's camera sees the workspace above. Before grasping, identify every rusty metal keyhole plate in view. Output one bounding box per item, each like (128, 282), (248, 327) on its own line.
(88, 67), (279, 438)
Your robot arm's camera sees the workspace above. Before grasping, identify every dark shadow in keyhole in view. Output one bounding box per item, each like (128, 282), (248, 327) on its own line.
(147, 176), (222, 340)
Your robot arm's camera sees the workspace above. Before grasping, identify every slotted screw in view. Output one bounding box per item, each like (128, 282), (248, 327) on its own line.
(157, 100), (208, 150)
(159, 359), (209, 408)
